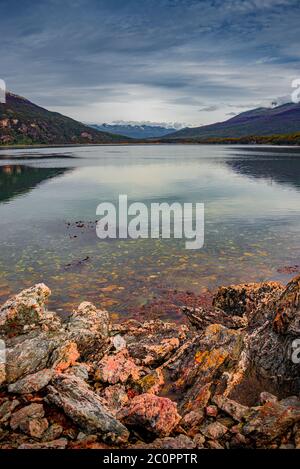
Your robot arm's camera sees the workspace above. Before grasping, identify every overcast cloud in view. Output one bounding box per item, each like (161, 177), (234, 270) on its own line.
(1, 0), (300, 125)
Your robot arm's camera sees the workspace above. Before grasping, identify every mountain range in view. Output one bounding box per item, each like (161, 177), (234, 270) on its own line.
(90, 123), (177, 139)
(164, 103), (300, 140)
(1, 92), (300, 145)
(0, 93), (130, 145)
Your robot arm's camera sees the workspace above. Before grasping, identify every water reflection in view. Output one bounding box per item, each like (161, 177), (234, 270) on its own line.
(0, 145), (299, 318)
(0, 165), (71, 204)
(226, 147), (300, 190)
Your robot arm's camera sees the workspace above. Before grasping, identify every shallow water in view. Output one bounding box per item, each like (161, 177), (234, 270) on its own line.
(0, 144), (299, 319)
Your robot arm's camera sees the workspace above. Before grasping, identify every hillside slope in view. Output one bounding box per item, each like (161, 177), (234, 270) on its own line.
(0, 93), (130, 145)
(166, 103), (300, 140)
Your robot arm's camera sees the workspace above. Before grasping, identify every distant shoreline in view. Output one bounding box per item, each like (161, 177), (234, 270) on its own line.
(1, 140), (300, 150)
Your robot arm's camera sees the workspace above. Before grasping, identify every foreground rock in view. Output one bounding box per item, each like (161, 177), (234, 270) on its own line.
(0, 277), (300, 449)
(8, 369), (53, 394)
(213, 281), (284, 317)
(0, 284), (51, 336)
(46, 374), (129, 443)
(5, 333), (63, 384)
(118, 393), (180, 438)
(95, 349), (140, 385)
(131, 434), (196, 449)
(67, 302), (110, 359)
(242, 396), (300, 445)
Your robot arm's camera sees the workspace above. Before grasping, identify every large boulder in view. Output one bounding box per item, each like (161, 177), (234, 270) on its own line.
(95, 349), (140, 385)
(118, 393), (181, 438)
(46, 374), (129, 443)
(183, 305), (246, 331)
(242, 396), (300, 446)
(5, 332), (63, 384)
(160, 324), (243, 413)
(213, 281), (284, 317)
(10, 403), (44, 431)
(8, 369), (54, 394)
(131, 434), (196, 449)
(0, 284), (52, 336)
(67, 302), (110, 359)
(113, 320), (188, 367)
(225, 275), (300, 401)
(18, 438), (68, 449)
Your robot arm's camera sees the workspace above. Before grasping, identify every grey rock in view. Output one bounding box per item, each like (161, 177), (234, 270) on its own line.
(18, 438), (68, 449)
(67, 302), (110, 358)
(131, 434), (196, 449)
(242, 396), (300, 444)
(46, 374), (129, 443)
(0, 399), (20, 424)
(259, 391), (278, 405)
(41, 423), (63, 442)
(8, 369), (54, 394)
(66, 364), (89, 381)
(20, 417), (49, 438)
(5, 332), (63, 383)
(200, 421), (228, 439)
(10, 403), (44, 430)
(212, 395), (250, 422)
(0, 284), (51, 336)
(183, 305), (247, 331)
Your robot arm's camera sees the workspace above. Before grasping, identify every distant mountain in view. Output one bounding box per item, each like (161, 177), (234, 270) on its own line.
(90, 123), (177, 139)
(165, 103), (300, 140)
(0, 93), (130, 145)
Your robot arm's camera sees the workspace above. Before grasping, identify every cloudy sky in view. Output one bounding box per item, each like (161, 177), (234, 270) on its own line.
(1, 0), (300, 126)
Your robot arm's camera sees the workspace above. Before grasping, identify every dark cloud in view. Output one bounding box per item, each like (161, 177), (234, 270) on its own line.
(198, 105), (219, 112)
(1, 0), (299, 124)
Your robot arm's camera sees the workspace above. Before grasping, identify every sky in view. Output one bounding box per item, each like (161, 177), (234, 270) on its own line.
(1, 0), (300, 127)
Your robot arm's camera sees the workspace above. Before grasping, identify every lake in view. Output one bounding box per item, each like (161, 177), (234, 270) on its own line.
(0, 144), (299, 320)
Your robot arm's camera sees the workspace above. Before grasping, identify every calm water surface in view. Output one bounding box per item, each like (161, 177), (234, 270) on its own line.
(0, 144), (299, 319)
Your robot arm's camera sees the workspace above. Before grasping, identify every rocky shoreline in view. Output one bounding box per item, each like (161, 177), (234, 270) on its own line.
(0, 277), (300, 449)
